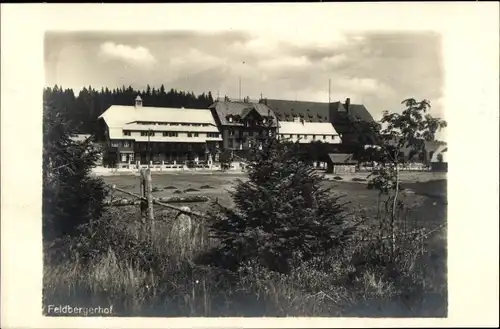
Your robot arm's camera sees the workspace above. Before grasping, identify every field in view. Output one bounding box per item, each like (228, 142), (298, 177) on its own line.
(103, 171), (447, 211)
(44, 171), (447, 317)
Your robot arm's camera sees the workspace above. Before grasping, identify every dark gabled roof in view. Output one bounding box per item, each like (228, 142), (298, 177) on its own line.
(327, 153), (357, 164)
(264, 98), (375, 125)
(263, 99), (330, 122)
(330, 102), (378, 144)
(209, 100), (277, 127)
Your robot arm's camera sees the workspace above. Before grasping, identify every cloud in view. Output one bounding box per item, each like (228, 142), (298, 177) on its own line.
(320, 54), (348, 67)
(257, 56), (312, 72)
(99, 42), (156, 65)
(168, 48), (224, 71)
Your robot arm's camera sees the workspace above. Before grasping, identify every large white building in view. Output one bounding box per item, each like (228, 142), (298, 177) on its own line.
(276, 117), (342, 144)
(98, 96), (222, 165)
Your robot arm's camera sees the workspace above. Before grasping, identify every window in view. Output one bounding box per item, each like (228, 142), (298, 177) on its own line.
(123, 141), (131, 148)
(249, 131), (253, 137)
(289, 134), (293, 138)
(207, 133), (219, 138)
(304, 135), (308, 140)
(248, 141), (252, 148)
(123, 130), (131, 136)
(229, 129), (235, 136)
(228, 116), (233, 123)
(111, 141), (119, 147)
(297, 135), (301, 139)
(312, 135), (316, 140)
(323, 135), (327, 140)
(194, 132), (199, 137)
(163, 132), (178, 137)
(141, 131), (155, 137)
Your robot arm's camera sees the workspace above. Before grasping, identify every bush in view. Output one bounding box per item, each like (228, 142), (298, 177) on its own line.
(219, 149), (232, 171)
(184, 188), (200, 193)
(205, 137), (356, 274)
(333, 176), (343, 180)
(352, 177), (367, 182)
(200, 185), (213, 189)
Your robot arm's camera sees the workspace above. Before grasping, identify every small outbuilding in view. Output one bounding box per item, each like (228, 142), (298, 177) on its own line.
(326, 153), (357, 174)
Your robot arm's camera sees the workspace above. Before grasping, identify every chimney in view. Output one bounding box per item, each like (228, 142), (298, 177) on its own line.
(135, 95), (143, 108)
(345, 98), (350, 112)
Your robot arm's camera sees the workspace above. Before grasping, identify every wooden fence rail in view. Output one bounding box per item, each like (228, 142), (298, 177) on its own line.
(108, 168), (209, 220)
(111, 185), (209, 220)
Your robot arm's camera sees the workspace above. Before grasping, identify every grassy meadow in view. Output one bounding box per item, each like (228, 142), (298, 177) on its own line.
(43, 171), (447, 317)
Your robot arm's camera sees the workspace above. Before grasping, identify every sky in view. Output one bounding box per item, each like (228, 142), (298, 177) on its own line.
(45, 30), (444, 122)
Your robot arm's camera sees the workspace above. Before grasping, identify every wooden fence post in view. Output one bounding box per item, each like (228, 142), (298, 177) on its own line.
(140, 169), (147, 224)
(146, 168), (155, 236)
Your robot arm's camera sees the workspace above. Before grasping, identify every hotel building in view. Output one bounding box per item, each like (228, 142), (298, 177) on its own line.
(97, 96), (222, 165)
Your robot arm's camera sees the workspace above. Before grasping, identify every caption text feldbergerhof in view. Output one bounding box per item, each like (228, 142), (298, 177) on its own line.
(46, 305), (113, 316)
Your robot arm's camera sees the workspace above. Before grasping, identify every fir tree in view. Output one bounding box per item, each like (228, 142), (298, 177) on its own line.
(206, 129), (356, 274)
(42, 101), (107, 242)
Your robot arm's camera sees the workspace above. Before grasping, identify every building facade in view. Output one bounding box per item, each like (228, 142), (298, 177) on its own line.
(209, 97), (278, 156)
(262, 97), (378, 149)
(276, 118), (342, 144)
(98, 96), (222, 166)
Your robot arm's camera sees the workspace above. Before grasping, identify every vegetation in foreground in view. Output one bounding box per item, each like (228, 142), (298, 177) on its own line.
(43, 98), (447, 317)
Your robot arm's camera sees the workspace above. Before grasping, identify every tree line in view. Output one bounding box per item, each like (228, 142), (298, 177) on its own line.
(43, 84), (215, 134)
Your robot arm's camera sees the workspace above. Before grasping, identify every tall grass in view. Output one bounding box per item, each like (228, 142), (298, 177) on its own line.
(43, 202), (446, 317)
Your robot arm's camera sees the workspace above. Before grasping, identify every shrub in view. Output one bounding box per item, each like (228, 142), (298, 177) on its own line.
(200, 185), (213, 189)
(205, 137), (356, 274)
(333, 176), (343, 180)
(352, 177), (367, 182)
(184, 188), (200, 193)
(219, 148), (232, 171)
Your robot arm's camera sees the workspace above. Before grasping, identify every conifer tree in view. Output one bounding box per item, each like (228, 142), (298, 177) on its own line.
(42, 101), (107, 242)
(206, 127), (355, 273)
